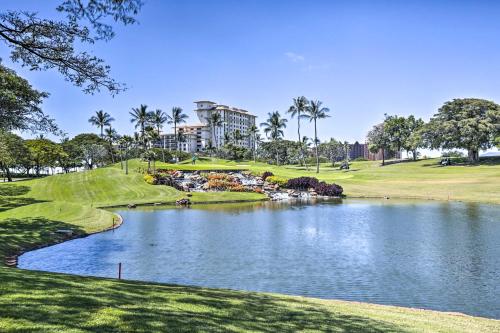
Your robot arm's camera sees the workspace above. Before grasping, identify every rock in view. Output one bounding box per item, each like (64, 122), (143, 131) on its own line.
(176, 198), (191, 206)
(55, 229), (74, 236)
(127, 204), (137, 208)
(154, 203), (162, 206)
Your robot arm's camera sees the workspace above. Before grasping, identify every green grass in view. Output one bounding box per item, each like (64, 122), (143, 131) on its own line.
(160, 157), (500, 204)
(0, 158), (499, 332)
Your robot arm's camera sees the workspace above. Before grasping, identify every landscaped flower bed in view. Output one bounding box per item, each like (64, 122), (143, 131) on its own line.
(143, 170), (343, 200)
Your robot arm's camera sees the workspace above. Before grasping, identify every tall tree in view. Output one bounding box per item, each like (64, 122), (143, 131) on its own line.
(151, 109), (168, 162)
(0, 64), (56, 133)
(0, 0), (142, 94)
(129, 104), (150, 150)
(207, 112), (224, 148)
(167, 107), (188, 152)
(319, 138), (344, 167)
(383, 114), (407, 155)
(367, 123), (390, 166)
(260, 111), (287, 165)
(247, 124), (259, 163)
(88, 110), (114, 138)
(304, 100), (330, 173)
(0, 131), (29, 181)
(104, 126), (118, 163)
(424, 98), (500, 162)
(403, 115), (425, 160)
(287, 96), (309, 166)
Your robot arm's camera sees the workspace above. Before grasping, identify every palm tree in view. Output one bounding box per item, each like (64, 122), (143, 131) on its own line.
(167, 107), (189, 152)
(260, 111), (287, 165)
(151, 109), (168, 162)
(129, 104), (150, 149)
(104, 127), (118, 163)
(247, 124), (259, 162)
(304, 100), (330, 173)
(233, 129), (244, 145)
(207, 112), (224, 148)
(89, 110), (114, 138)
(287, 96), (308, 167)
(119, 135), (134, 174)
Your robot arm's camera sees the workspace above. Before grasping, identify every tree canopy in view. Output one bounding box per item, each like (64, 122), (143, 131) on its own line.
(0, 63), (57, 133)
(0, 0), (142, 95)
(425, 98), (500, 162)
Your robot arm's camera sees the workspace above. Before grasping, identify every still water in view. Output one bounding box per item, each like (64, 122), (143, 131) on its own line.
(19, 199), (500, 318)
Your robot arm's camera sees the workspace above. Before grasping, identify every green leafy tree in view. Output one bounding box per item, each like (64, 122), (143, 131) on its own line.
(304, 100), (330, 173)
(25, 138), (65, 176)
(0, 1), (142, 94)
(319, 138), (344, 167)
(383, 114), (407, 154)
(260, 111), (287, 165)
(367, 123), (390, 165)
(403, 115), (425, 160)
(424, 98), (500, 162)
(0, 64), (56, 133)
(88, 110), (114, 138)
(0, 131), (29, 181)
(67, 133), (107, 169)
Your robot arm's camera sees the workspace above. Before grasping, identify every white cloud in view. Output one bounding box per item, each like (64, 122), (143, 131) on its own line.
(285, 52), (305, 63)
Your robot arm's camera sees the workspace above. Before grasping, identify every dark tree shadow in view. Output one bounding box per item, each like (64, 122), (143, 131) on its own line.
(0, 268), (417, 332)
(0, 218), (86, 259)
(0, 184), (31, 196)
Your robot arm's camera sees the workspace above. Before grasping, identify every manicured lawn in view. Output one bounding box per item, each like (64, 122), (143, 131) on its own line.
(0, 158), (499, 332)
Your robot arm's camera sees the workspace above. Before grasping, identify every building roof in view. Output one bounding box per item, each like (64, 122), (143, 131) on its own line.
(194, 100), (216, 104)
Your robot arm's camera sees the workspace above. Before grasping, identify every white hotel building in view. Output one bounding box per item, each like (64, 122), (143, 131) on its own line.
(159, 101), (257, 153)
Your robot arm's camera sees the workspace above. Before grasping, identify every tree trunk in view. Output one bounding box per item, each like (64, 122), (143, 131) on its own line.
(314, 119), (319, 173)
(125, 158), (129, 175)
(467, 149), (479, 163)
(382, 148), (385, 166)
(413, 149), (417, 161)
(5, 168), (12, 182)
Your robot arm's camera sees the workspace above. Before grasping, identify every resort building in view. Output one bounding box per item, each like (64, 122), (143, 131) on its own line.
(158, 101), (257, 153)
(348, 141), (401, 161)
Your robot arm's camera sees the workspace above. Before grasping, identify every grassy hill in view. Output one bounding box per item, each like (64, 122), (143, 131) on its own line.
(0, 158), (499, 332)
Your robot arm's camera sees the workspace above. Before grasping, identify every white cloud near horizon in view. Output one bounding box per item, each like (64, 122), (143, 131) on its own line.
(285, 51), (305, 62)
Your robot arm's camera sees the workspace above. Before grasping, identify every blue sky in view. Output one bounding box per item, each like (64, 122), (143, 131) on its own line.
(2, 0), (500, 149)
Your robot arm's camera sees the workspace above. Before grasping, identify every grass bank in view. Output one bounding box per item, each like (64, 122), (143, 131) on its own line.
(0, 158), (499, 332)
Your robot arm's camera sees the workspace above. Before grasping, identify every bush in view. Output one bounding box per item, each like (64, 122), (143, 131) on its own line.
(286, 176), (319, 190)
(442, 150), (464, 158)
(266, 175), (288, 186)
(261, 171), (274, 180)
(353, 157), (368, 161)
(314, 182), (343, 196)
(143, 174), (156, 185)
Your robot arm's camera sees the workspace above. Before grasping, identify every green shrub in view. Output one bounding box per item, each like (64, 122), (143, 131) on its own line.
(353, 157), (368, 161)
(266, 175), (288, 186)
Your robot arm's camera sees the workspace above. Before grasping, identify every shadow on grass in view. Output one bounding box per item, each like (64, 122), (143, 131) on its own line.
(0, 184), (47, 213)
(0, 268), (414, 332)
(0, 218), (86, 258)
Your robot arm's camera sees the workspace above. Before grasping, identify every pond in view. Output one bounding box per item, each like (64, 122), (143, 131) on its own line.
(19, 199), (500, 319)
